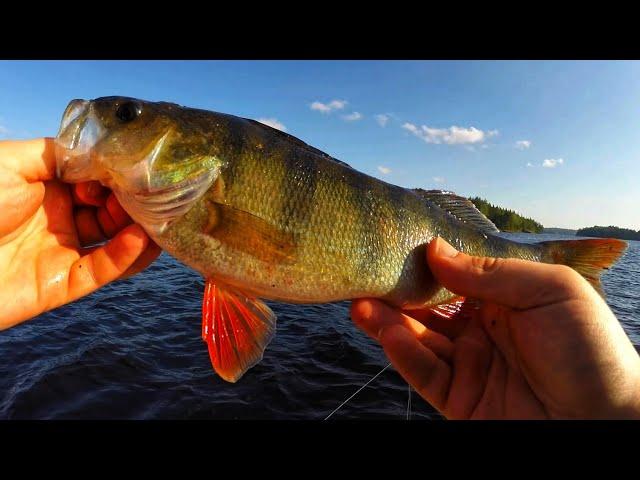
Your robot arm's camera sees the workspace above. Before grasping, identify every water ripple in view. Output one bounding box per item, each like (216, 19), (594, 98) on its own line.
(0, 233), (637, 419)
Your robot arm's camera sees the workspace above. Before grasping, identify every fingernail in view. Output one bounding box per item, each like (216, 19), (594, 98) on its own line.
(436, 238), (459, 258)
(350, 299), (374, 328)
(357, 299), (373, 320)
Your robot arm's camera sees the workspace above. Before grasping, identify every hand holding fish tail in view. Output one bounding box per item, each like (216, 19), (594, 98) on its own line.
(0, 138), (161, 330)
(351, 237), (640, 419)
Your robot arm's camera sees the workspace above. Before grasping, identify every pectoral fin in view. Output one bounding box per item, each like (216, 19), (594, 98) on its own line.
(203, 202), (297, 265)
(202, 278), (277, 383)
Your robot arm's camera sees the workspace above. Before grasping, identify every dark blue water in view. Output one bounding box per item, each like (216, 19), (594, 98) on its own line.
(1, 233), (638, 419)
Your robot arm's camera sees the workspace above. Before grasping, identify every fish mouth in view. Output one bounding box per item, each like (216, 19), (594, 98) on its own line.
(55, 99), (106, 183)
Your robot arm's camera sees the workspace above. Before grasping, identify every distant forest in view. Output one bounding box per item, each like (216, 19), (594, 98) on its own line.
(468, 197), (544, 233)
(576, 226), (640, 241)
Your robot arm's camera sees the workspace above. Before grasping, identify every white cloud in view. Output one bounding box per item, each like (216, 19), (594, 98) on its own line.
(256, 118), (287, 132)
(526, 162), (534, 167)
(516, 140), (532, 150)
(542, 158), (564, 168)
(402, 123), (420, 135)
(402, 122), (496, 145)
(433, 176), (445, 184)
(343, 112), (363, 121)
(310, 99), (347, 114)
(377, 165), (392, 175)
(375, 114), (389, 127)
(0, 124), (8, 137)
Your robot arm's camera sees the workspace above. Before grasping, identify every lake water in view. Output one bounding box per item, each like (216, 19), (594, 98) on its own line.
(0, 233), (638, 419)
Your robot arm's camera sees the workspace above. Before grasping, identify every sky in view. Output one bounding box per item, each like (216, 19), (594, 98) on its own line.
(0, 60), (638, 229)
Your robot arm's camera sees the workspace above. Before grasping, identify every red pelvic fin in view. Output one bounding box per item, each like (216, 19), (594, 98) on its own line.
(202, 278), (277, 383)
(429, 296), (481, 321)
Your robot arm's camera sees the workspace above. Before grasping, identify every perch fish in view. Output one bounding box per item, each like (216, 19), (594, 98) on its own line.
(55, 97), (627, 382)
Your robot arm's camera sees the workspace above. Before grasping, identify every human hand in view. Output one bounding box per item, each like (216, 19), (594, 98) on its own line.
(351, 237), (640, 419)
(0, 138), (161, 330)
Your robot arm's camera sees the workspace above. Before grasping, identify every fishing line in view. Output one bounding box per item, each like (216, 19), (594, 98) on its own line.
(323, 363), (392, 420)
(406, 384), (412, 420)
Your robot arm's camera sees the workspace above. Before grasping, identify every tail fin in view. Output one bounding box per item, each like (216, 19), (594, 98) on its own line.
(539, 238), (627, 296)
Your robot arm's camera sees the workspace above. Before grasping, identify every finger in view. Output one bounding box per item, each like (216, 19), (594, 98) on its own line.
(427, 237), (582, 310)
(74, 207), (107, 246)
(470, 349), (509, 419)
(96, 205), (119, 238)
(445, 320), (493, 419)
(351, 299), (454, 362)
(478, 302), (521, 368)
(379, 324), (452, 413)
(95, 194), (133, 238)
(0, 178), (45, 239)
(105, 193), (133, 229)
(66, 224), (150, 301)
(41, 179), (75, 238)
(73, 182), (109, 207)
(0, 138), (57, 181)
(80, 240), (161, 276)
(120, 241), (162, 279)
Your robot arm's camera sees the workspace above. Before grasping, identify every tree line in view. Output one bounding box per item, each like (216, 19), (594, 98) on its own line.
(468, 197), (544, 233)
(576, 226), (640, 241)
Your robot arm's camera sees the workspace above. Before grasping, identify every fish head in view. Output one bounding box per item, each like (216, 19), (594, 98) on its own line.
(56, 96), (223, 232)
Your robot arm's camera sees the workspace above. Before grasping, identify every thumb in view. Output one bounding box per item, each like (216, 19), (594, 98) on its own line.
(426, 237), (583, 310)
(0, 138), (57, 181)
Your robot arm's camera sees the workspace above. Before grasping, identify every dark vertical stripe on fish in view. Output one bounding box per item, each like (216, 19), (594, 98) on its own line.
(345, 170), (381, 285)
(278, 146), (320, 237)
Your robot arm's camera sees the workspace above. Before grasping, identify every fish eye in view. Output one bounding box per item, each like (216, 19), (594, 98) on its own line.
(115, 101), (142, 123)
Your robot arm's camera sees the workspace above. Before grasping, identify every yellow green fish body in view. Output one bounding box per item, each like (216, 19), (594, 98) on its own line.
(55, 97), (627, 382)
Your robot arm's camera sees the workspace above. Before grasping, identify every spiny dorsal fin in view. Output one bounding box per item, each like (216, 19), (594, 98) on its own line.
(412, 189), (500, 234)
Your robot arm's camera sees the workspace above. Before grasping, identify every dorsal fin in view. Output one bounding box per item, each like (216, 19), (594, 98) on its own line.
(412, 189), (500, 234)
(244, 117), (353, 169)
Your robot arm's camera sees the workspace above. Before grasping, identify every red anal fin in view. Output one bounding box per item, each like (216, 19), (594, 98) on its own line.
(202, 278), (277, 383)
(429, 296), (482, 321)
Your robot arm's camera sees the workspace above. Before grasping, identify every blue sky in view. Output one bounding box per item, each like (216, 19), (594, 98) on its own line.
(0, 60), (638, 229)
